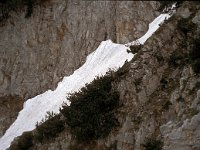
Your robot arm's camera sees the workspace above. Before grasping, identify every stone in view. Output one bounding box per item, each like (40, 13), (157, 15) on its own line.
(192, 10), (200, 25)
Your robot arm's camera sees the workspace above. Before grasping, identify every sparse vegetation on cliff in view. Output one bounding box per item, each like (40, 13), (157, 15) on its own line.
(34, 113), (65, 142)
(10, 113), (65, 150)
(177, 17), (197, 35)
(60, 72), (120, 142)
(158, 1), (182, 12)
(10, 131), (33, 150)
(189, 38), (200, 73)
(9, 71), (121, 149)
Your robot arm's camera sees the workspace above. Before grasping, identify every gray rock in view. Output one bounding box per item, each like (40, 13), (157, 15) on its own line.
(192, 10), (200, 24)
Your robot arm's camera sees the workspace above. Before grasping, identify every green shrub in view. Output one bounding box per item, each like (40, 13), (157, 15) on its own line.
(127, 44), (143, 54)
(168, 51), (186, 68)
(9, 111), (65, 148)
(160, 78), (168, 89)
(35, 113), (65, 142)
(60, 73), (120, 142)
(10, 131), (33, 150)
(158, 1), (178, 12)
(189, 38), (200, 73)
(9, 71), (124, 148)
(177, 17), (197, 35)
(192, 59), (200, 73)
(162, 100), (172, 110)
(142, 138), (163, 150)
(189, 39), (200, 59)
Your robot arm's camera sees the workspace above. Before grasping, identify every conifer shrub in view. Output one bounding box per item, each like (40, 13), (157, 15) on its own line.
(168, 51), (187, 68)
(127, 44), (143, 54)
(9, 71), (123, 148)
(189, 38), (200, 73)
(177, 17), (197, 35)
(60, 73), (120, 142)
(158, 1), (179, 12)
(191, 59), (200, 73)
(10, 112), (65, 148)
(35, 113), (65, 142)
(10, 131), (33, 150)
(162, 100), (172, 110)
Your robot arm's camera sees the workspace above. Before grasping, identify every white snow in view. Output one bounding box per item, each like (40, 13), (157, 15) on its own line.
(126, 3), (176, 46)
(0, 4), (176, 150)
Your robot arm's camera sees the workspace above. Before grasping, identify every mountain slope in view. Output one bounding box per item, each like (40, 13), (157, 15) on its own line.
(0, 0), (158, 138)
(13, 1), (200, 150)
(0, 4), (175, 150)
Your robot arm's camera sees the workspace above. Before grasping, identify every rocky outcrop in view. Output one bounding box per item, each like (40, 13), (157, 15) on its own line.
(0, 1), (159, 137)
(27, 1), (200, 150)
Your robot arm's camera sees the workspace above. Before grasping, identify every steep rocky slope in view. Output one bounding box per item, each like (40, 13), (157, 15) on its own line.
(0, 0), (159, 137)
(12, 1), (199, 150)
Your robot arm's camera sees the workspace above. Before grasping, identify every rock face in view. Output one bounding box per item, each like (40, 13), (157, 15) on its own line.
(27, 1), (200, 150)
(0, 1), (159, 137)
(0, 0), (158, 99)
(0, 95), (23, 137)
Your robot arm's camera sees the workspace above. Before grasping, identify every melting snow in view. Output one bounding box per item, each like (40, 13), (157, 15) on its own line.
(0, 5), (176, 150)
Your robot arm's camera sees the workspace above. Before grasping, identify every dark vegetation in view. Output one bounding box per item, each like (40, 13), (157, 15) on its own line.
(10, 112), (65, 150)
(158, 1), (182, 12)
(169, 16), (200, 74)
(162, 100), (172, 110)
(0, 0), (47, 22)
(127, 44), (143, 54)
(34, 112), (65, 142)
(60, 73), (120, 142)
(168, 51), (188, 68)
(10, 71), (122, 149)
(189, 38), (200, 73)
(142, 138), (163, 150)
(177, 17), (197, 36)
(10, 131), (33, 150)
(177, 16), (200, 73)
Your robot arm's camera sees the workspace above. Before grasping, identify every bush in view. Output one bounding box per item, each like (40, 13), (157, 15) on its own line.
(189, 38), (200, 73)
(127, 44), (143, 54)
(60, 73), (120, 142)
(162, 100), (172, 110)
(35, 113), (65, 142)
(142, 138), (163, 150)
(168, 51), (187, 68)
(191, 59), (200, 73)
(158, 1), (178, 12)
(177, 18), (197, 35)
(9, 71), (124, 148)
(10, 131), (33, 150)
(9, 112), (65, 149)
